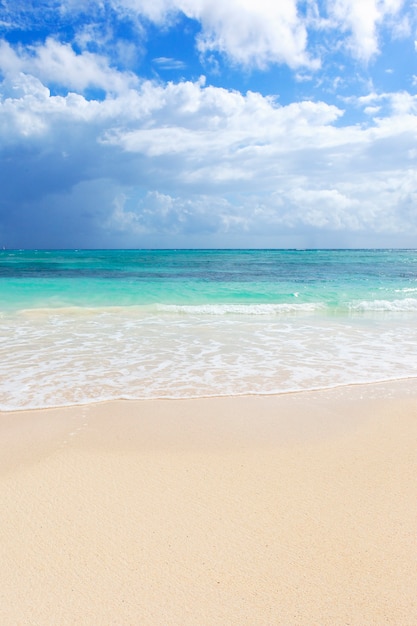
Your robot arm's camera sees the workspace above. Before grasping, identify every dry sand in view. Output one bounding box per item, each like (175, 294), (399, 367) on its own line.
(1, 380), (417, 625)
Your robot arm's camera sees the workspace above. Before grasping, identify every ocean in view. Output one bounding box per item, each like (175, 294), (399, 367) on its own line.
(1, 248), (417, 411)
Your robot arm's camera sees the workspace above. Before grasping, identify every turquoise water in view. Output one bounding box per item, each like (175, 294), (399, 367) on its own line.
(2, 248), (417, 311)
(1, 249), (417, 410)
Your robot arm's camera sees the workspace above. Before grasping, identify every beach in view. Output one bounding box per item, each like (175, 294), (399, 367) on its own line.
(1, 380), (417, 625)
(3, 249), (417, 412)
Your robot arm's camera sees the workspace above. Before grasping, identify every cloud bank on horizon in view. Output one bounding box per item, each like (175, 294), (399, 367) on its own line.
(0, 0), (417, 248)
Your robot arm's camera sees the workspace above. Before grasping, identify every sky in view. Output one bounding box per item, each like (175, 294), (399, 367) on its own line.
(0, 0), (417, 248)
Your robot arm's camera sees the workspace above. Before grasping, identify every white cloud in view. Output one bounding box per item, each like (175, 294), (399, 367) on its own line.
(0, 38), (138, 94)
(112, 0), (178, 24)
(107, 190), (226, 236)
(364, 105), (381, 114)
(101, 82), (343, 158)
(104, 0), (317, 69)
(2, 0), (414, 75)
(2, 33), (417, 246)
(181, 0), (317, 69)
(326, 0), (405, 61)
(101, 0), (411, 69)
(153, 56), (186, 69)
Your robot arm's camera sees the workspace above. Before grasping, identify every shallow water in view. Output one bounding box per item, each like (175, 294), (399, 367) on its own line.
(1, 249), (417, 410)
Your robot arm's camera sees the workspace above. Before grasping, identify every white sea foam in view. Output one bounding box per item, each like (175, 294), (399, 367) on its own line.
(156, 303), (325, 315)
(3, 249), (417, 411)
(2, 306), (417, 411)
(349, 297), (417, 312)
(15, 296), (417, 320)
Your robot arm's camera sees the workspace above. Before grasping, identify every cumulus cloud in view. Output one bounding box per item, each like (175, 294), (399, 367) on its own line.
(0, 38), (138, 94)
(1, 1), (417, 247)
(91, 0), (413, 69)
(181, 0), (316, 69)
(1, 0), (413, 71)
(1, 47), (417, 248)
(91, 0), (315, 69)
(109, 0), (411, 68)
(325, 0), (405, 61)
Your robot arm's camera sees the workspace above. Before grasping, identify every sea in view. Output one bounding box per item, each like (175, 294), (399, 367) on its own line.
(1, 249), (417, 411)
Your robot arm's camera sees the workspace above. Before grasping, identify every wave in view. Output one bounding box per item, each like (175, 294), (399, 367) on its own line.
(11, 302), (326, 318)
(156, 303), (325, 315)
(133, 297), (417, 315)
(9, 296), (417, 318)
(3, 376), (417, 413)
(16, 305), (137, 317)
(349, 298), (417, 312)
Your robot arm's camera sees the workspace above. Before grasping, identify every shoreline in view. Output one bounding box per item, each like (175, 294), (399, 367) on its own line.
(1, 381), (417, 624)
(3, 373), (417, 414)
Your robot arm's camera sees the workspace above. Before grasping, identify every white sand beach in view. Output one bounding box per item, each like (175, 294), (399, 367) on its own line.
(1, 381), (417, 625)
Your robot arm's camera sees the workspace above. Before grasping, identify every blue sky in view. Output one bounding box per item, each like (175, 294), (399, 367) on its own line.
(0, 0), (417, 248)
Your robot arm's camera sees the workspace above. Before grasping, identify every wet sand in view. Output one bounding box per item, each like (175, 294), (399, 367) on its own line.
(1, 381), (417, 625)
